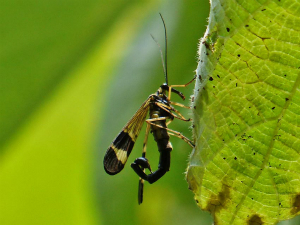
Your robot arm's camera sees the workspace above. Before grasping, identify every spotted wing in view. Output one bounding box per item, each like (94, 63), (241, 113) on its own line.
(104, 97), (151, 175)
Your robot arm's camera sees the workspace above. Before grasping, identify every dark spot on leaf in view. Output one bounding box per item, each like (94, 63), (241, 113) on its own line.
(226, 27), (230, 32)
(238, 54), (240, 57)
(284, 74), (287, 77)
(234, 157), (237, 160)
(253, 152), (256, 155)
(252, 198), (253, 200)
(272, 107), (275, 110)
(291, 194), (300, 214)
(261, 9), (266, 11)
(236, 83), (238, 87)
(245, 24), (249, 27)
(285, 98), (289, 101)
(213, 86), (215, 88)
(279, 202), (281, 206)
(205, 184), (231, 223)
(209, 77), (214, 81)
(217, 75), (220, 78)
(198, 75), (202, 80)
(196, 199), (199, 203)
(194, 106), (196, 109)
(248, 214), (263, 225)
(274, 134), (281, 140)
(223, 157), (226, 160)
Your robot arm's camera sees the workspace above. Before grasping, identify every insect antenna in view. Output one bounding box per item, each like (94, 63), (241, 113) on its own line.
(150, 13), (168, 85)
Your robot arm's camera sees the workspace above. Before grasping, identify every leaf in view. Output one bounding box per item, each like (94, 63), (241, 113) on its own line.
(187, 0), (300, 224)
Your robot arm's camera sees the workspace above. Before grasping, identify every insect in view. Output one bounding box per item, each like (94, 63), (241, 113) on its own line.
(103, 13), (195, 204)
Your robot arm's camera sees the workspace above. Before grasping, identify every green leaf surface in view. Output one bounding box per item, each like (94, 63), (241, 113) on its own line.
(188, 0), (300, 224)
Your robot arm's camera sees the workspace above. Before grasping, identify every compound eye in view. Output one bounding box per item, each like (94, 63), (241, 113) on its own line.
(160, 83), (169, 91)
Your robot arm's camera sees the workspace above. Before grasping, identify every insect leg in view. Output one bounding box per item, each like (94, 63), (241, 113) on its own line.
(146, 120), (194, 148)
(167, 132), (194, 148)
(138, 122), (151, 204)
(155, 102), (190, 121)
(169, 101), (191, 109)
(166, 117), (173, 126)
(168, 76), (196, 100)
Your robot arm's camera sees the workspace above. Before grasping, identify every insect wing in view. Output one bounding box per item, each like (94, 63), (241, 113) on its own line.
(104, 98), (151, 175)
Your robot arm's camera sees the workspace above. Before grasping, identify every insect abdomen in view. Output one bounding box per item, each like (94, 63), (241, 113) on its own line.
(150, 110), (172, 172)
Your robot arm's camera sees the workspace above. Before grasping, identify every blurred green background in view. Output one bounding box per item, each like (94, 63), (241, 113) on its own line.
(0, 0), (213, 224)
